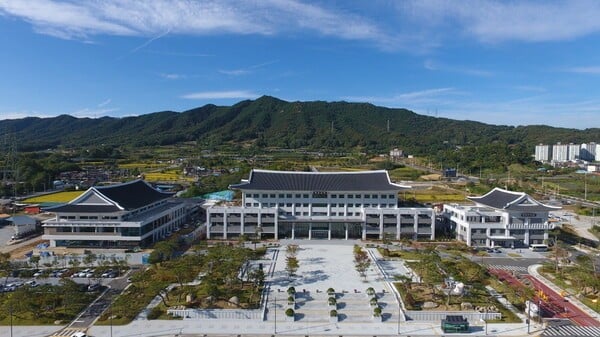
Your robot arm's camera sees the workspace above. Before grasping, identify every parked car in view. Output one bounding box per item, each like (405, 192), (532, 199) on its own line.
(101, 270), (114, 278)
(87, 283), (100, 292)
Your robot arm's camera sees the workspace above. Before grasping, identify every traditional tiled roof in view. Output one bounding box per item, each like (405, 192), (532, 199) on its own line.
(230, 169), (408, 191)
(47, 180), (172, 213)
(468, 187), (560, 212)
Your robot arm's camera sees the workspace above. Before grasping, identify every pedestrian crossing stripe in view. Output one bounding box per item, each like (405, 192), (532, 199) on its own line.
(486, 265), (528, 272)
(49, 327), (87, 337)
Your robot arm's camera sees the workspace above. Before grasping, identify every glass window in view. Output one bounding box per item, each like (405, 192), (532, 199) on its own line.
(355, 194), (361, 198)
(286, 194), (292, 198)
(382, 195), (387, 199)
(331, 194), (337, 198)
(365, 195), (371, 199)
(270, 194), (276, 198)
(278, 194), (284, 198)
(295, 194), (301, 198)
(389, 194), (395, 199)
(303, 194), (309, 198)
(262, 194), (268, 198)
(348, 194), (354, 199)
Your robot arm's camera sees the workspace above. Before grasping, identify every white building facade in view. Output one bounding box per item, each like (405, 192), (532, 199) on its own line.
(534, 144), (552, 162)
(443, 188), (560, 248)
(43, 180), (188, 248)
(207, 170), (435, 240)
(552, 143), (569, 162)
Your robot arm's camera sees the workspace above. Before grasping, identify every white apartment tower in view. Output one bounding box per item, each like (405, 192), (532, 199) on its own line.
(534, 144), (552, 162)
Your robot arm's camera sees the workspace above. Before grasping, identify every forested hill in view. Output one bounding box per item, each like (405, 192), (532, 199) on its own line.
(1, 95), (599, 154)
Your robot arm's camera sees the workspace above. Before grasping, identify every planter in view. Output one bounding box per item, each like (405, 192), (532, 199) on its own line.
(285, 308), (295, 322)
(329, 309), (338, 323)
(287, 287), (296, 296)
(372, 315), (382, 322)
(369, 297), (378, 307)
(327, 288), (336, 297)
(366, 287), (376, 297)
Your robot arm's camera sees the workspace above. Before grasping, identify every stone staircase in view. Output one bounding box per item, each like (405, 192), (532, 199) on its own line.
(270, 290), (400, 323)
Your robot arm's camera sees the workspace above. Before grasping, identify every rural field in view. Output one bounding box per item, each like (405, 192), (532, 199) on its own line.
(23, 191), (84, 203)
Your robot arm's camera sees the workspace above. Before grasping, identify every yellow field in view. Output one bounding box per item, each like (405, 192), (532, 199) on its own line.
(118, 162), (169, 169)
(412, 194), (466, 202)
(23, 191), (84, 203)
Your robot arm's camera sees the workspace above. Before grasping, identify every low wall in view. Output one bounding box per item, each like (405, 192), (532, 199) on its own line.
(167, 308), (263, 320)
(404, 310), (501, 322)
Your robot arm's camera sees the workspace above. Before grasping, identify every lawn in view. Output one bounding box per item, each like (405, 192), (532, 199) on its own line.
(23, 191), (84, 203)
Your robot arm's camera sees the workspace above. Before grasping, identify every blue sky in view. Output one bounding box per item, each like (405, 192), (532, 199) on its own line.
(1, 1), (600, 129)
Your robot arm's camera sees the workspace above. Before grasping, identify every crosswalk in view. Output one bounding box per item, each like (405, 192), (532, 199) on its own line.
(486, 264), (528, 273)
(49, 327), (87, 337)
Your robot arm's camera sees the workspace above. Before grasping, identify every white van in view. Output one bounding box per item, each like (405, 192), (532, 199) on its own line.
(71, 332), (87, 337)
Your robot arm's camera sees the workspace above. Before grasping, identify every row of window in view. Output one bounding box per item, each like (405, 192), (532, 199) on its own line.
(244, 202), (397, 208)
(59, 215), (119, 220)
(245, 193), (397, 199)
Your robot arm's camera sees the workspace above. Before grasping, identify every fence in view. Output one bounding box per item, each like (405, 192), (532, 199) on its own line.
(404, 310), (501, 322)
(167, 308), (263, 320)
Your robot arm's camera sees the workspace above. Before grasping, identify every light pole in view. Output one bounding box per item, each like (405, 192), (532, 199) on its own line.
(273, 293), (277, 334)
(397, 299), (401, 334)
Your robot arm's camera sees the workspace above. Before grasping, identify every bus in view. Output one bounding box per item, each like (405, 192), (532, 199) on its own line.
(529, 244), (548, 252)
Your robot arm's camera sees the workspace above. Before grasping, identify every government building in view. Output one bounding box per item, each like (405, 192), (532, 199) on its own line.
(207, 169), (435, 240)
(42, 180), (189, 248)
(443, 188), (559, 248)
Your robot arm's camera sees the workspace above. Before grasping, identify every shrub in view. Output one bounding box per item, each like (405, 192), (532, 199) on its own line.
(147, 306), (163, 320)
(285, 308), (295, 317)
(288, 296), (295, 303)
(328, 297), (337, 305)
(327, 287), (335, 294)
(329, 309), (338, 317)
(366, 287), (375, 295)
(287, 286), (296, 295)
(370, 297), (378, 306)
(373, 306), (382, 316)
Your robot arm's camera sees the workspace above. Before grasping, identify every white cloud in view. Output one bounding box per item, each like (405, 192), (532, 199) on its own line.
(71, 107), (120, 118)
(98, 98), (112, 107)
(160, 73), (186, 80)
(343, 88), (458, 105)
(401, 0), (600, 43)
(0, 0), (393, 47)
(564, 66), (600, 74)
(180, 90), (259, 100)
(424, 59), (493, 77)
(219, 60), (279, 76)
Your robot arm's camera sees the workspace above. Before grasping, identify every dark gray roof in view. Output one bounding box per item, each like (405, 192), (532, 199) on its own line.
(230, 170), (406, 191)
(468, 188), (559, 212)
(45, 204), (122, 213)
(95, 180), (172, 210)
(46, 180), (172, 213)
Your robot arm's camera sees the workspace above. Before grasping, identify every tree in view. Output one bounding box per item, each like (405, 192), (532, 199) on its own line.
(354, 248), (371, 279)
(285, 256), (299, 277)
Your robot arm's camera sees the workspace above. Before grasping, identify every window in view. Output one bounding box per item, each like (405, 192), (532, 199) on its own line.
(295, 203), (301, 207)
(245, 203), (252, 207)
(389, 194), (395, 199)
(313, 203), (327, 208)
(295, 194), (301, 198)
(253, 194), (259, 198)
(303, 194), (309, 198)
(355, 194), (361, 198)
(382, 195), (387, 199)
(286, 194), (292, 198)
(286, 203), (292, 207)
(253, 203), (259, 207)
(279, 203), (284, 207)
(270, 194), (276, 198)
(364, 204), (370, 207)
(348, 194), (354, 199)
(372, 194), (377, 198)
(262, 194), (268, 198)
(278, 194), (284, 198)
(331, 194), (337, 198)
(303, 203), (309, 207)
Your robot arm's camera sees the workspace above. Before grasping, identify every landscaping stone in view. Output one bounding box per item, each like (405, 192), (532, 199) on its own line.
(423, 301), (438, 309)
(461, 302), (473, 310)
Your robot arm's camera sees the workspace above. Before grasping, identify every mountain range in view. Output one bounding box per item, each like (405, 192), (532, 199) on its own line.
(2, 96), (599, 154)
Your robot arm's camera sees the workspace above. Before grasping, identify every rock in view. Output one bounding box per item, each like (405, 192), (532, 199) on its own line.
(186, 293), (195, 303)
(423, 301), (438, 309)
(229, 296), (240, 306)
(54, 320), (63, 325)
(461, 302), (473, 310)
